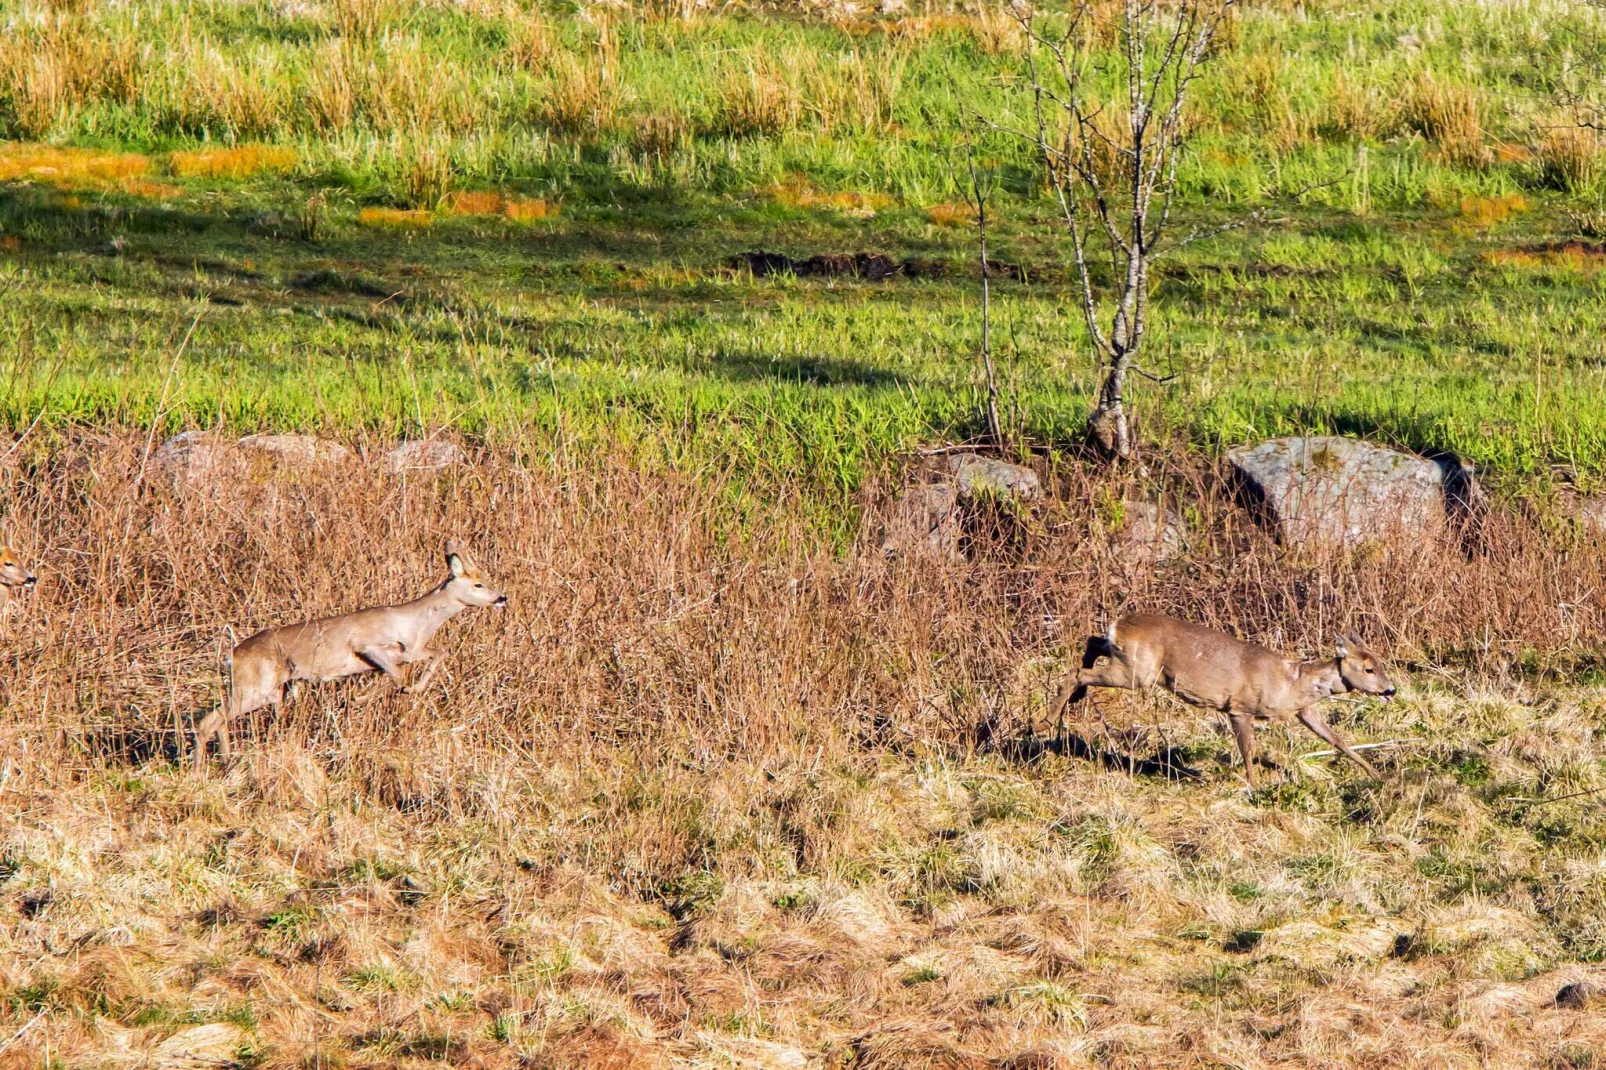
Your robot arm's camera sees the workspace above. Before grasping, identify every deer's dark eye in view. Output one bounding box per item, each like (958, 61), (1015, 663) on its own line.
(475, 583), (484, 588)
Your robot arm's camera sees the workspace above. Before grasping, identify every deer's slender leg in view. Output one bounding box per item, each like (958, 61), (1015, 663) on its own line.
(1048, 636), (1118, 727)
(1229, 711), (1258, 790)
(404, 649), (443, 695)
(194, 707), (224, 770)
(357, 648), (408, 689)
(1076, 659), (1135, 692)
(1297, 708), (1381, 779)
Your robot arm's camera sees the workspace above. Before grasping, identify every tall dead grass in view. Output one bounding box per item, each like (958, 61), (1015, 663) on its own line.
(0, 434), (1598, 781)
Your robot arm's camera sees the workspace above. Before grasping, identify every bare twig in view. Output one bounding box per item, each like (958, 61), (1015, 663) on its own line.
(133, 304), (205, 493)
(961, 119), (1005, 448)
(1299, 739), (1414, 760)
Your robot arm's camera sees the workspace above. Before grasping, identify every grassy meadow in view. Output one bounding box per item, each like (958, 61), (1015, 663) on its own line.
(2, 0), (1606, 1066)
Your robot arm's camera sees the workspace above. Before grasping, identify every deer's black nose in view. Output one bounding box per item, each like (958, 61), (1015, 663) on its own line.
(23, 575), (36, 587)
(1383, 686), (1396, 697)
(495, 594), (508, 606)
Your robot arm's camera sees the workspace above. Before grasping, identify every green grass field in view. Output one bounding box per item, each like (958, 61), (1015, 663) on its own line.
(3, 0), (1605, 511)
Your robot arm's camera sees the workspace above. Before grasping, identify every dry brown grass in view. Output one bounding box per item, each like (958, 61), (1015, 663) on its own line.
(1535, 124), (1603, 192)
(769, 175), (894, 216)
(439, 190), (560, 221)
(715, 58), (800, 139)
(1459, 192), (1527, 229)
(0, 11), (146, 139)
(168, 145), (298, 180)
(1400, 70), (1489, 169)
(402, 142), (453, 209)
(0, 435), (1604, 1066)
(1320, 69), (1392, 142)
(927, 201), (978, 228)
(356, 206), (433, 227)
(536, 53), (623, 138)
(0, 142), (148, 186)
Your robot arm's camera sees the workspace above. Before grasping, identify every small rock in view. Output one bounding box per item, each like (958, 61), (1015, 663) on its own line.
(880, 481), (959, 559)
(386, 439), (465, 472)
(699, 1035), (808, 1069)
(1115, 498), (1183, 564)
(1228, 436), (1471, 548)
(1557, 981), (1600, 1010)
(1579, 496), (1606, 538)
(1251, 920), (1398, 969)
(237, 433), (349, 467)
(947, 454), (1040, 504)
(152, 431), (232, 482)
(152, 1022), (247, 1067)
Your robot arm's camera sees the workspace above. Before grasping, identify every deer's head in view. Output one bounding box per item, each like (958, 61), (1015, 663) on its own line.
(442, 541), (507, 608)
(0, 545), (36, 593)
(1335, 631), (1395, 701)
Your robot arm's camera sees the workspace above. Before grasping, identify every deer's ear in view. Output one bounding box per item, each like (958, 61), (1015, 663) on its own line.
(445, 542), (466, 578)
(1334, 633), (1351, 658)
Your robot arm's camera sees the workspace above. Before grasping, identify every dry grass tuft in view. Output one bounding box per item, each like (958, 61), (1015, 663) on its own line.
(440, 189), (504, 216)
(630, 109), (693, 159)
(1321, 69), (1391, 141)
(536, 54), (622, 138)
(402, 143), (453, 209)
(168, 144), (297, 180)
(769, 175), (893, 217)
(1400, 70), (1488, 168)
(439, 190), (560, 221)
(715, 59), (799, 139)
(503, 195), (558, 221)
(1459, 192), (1526, 228)
(504, 8), (555, 73)
(927, 201), (978, 228)
(1535, 124), (1603, 192)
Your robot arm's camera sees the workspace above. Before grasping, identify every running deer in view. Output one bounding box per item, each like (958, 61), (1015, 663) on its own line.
(1047, 614), (1396, 788)
(0, 544), (37, 612)
(193, 541), (507, 768)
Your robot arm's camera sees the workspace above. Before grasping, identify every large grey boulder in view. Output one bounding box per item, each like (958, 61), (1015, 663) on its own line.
(153, 431), (351, 484)
(1228, 436), (1477, 548)
(237, 433), (350, 467)
(152, 431), (232, 482)
(947, 454), (1040, 504)
(877, 455), (1042, 560)
(386, 439), (465, 472)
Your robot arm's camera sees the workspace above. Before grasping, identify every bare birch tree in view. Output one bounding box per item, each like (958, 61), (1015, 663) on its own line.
(1004, 0), (1233, 460)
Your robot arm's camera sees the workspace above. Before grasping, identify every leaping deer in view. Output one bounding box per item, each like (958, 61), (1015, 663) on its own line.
(194, 541), (506, 768)
(1048, 614), (1396, 788)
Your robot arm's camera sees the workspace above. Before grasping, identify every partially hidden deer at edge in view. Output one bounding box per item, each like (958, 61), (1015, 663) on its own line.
(194, 541), (507, 768)
(1048, 614), (1396, 788)
(0, 544), (38, 612)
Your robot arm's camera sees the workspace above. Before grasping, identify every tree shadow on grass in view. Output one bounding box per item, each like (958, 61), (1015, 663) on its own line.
(706, 351), (907, 388)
